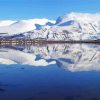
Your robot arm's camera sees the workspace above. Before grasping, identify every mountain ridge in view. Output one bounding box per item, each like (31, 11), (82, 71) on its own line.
(0, 12), (100, 41)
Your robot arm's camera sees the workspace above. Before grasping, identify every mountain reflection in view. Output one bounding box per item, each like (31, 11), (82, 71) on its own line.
(0, 43), (100, 72)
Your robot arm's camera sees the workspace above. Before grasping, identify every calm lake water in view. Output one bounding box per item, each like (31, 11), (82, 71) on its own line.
(0, 43), (100, 100)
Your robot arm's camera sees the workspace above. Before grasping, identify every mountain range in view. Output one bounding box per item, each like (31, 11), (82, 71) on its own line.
(0, 12), (100, 41)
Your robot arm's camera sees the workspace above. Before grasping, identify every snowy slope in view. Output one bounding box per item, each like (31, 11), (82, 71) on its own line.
(0, 19), (55, 35)
(55, 12), (100, 40)
(21, 12), (100, 41)
(0, 20), (16, 27)
(0, 12), (100, 41)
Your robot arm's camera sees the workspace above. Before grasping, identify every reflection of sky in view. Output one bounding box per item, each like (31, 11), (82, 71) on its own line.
(0, 44), (100, 72)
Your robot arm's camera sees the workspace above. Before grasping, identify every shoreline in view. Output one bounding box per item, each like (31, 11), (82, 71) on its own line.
(0, 40), (99, 44)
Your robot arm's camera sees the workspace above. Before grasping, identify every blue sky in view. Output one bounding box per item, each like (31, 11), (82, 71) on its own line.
(0, 0), (100, 20)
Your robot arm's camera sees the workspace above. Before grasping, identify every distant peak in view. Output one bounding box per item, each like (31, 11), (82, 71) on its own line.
(56, 12), (100, 24)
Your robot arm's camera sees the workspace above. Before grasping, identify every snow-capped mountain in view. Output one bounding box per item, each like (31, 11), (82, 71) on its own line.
(0, 12), (100, 41)
(26, 12), (100, 41)
(0, 20), (16, 27)
(0, 18), (55, 36)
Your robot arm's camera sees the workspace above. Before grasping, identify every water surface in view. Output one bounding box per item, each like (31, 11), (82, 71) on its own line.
(0, 43), (100, 100)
